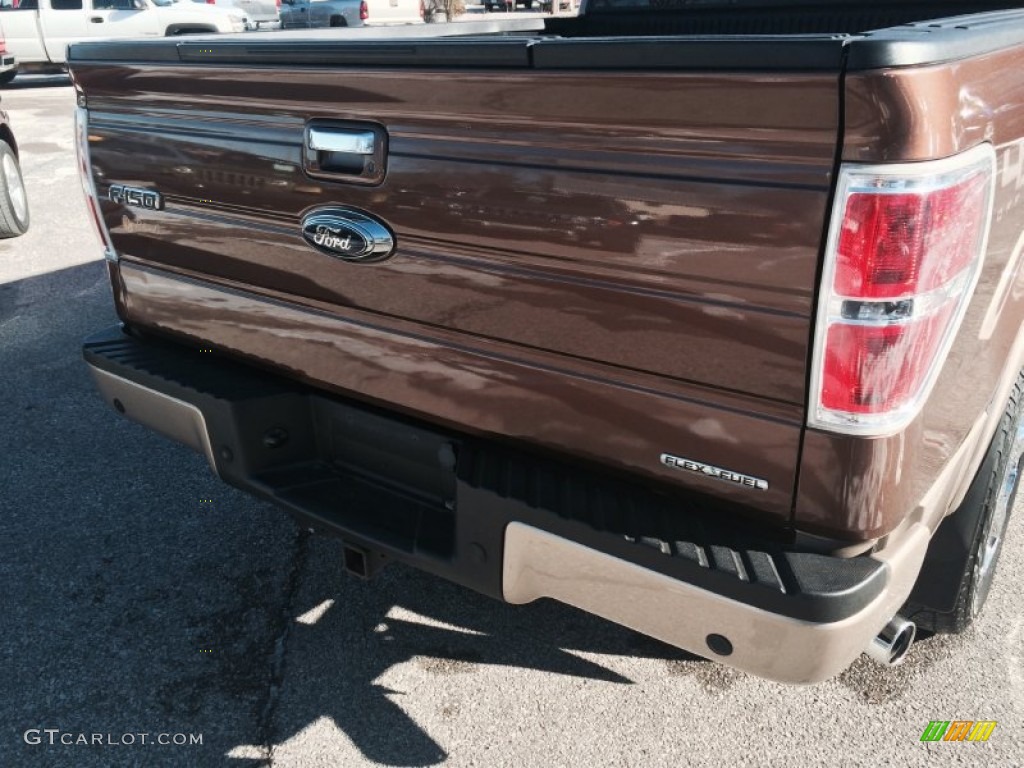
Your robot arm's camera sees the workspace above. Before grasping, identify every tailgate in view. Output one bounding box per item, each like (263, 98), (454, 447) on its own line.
(69, 36), (843, 521)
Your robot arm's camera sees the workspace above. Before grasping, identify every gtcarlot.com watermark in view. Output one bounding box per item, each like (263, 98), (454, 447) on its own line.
(24, 729), (202, 747)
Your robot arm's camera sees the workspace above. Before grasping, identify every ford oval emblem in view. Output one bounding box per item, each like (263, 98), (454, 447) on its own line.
(301, 207), (395, 263)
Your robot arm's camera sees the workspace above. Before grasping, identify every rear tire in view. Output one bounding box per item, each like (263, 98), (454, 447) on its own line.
(0, 69), (16, 87)
(902, 372), (1024, 633)
(0, 140), (28, 237)
(329, 14), (346, 26)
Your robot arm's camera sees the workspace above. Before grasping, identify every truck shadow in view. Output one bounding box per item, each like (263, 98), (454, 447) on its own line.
(245, 535), (698, 766)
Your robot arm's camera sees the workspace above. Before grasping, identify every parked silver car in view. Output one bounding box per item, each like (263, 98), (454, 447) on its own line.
(280, 0), (422, 28)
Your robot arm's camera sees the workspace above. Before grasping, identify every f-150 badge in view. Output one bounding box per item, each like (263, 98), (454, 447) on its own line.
(108, 184), (163, 210)
(660, 453), (768, 491)
(301, 207), (395, 263)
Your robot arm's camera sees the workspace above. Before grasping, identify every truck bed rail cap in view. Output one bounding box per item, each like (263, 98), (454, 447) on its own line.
(846, 9), (1024, 70)
(66, 19), (546, 64)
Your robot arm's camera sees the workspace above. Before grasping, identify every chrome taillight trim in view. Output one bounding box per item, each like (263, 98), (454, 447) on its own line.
(75, 106), (117, 263)
(808, 144), (997, 436)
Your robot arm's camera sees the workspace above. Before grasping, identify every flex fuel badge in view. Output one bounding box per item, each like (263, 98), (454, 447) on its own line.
(660, 453), (769, 491)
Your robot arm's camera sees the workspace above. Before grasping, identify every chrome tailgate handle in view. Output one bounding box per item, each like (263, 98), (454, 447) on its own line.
(303, 121), (386, 185)
(308, 128), (376, 155)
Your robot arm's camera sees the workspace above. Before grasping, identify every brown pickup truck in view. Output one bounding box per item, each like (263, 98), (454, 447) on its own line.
(69, 0), (1024, 683)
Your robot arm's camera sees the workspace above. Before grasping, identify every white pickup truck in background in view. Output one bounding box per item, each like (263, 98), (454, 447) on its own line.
(0, 0), (249, 81)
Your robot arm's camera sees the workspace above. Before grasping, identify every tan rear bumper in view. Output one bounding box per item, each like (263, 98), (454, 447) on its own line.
(503, 521), (930, 684)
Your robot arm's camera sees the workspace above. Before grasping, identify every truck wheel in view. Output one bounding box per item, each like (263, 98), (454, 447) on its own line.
(329, 15), (346, 26)
(0, 69), (16, 87)
(0, 140), (29, 237)
(902, 372), (1024, 634)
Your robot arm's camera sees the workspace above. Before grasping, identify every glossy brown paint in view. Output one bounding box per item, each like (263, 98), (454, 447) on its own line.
(72, 62), (842, 518)
(795, 44), (1024, 540)
(119, 262), (802, 520)
(844, 47), (1022, 163)
(77, 68), (835, 404)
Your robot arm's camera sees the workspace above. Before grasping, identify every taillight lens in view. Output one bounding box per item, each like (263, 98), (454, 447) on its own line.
(418, 0), (424, 17)
(0, 38), (7, 55)
(75, 106), (117, 262)
(810, 145), (995, 434)
(359, 0), (368, 18)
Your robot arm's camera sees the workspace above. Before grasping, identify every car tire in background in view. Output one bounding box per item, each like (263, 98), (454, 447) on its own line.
(0, 139), (28, 237)
(0, 69), (16, 87)
(902, 371), (1024, 634)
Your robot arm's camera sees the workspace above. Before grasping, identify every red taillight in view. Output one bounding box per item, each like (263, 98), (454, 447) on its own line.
(359, 0), (368, 19)
(276, 0), (280, 8)
(419, 0), (424, 17)
(834, 174), (989, 299)
(0, 38), (7, 55)
(810, 145), (995, 434)
(820, 308), (952, 415)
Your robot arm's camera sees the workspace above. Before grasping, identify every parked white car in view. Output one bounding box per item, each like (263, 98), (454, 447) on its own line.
(0, 0), (248, 80)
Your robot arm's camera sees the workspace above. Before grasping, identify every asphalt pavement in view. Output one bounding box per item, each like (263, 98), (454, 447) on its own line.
(1, 78), (1021, 768)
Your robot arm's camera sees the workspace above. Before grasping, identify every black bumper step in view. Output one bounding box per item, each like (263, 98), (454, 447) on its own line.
(84, 325), (887, 623)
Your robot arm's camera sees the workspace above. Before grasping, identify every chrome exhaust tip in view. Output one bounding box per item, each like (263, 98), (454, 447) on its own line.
(866, 615), (916, 666)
